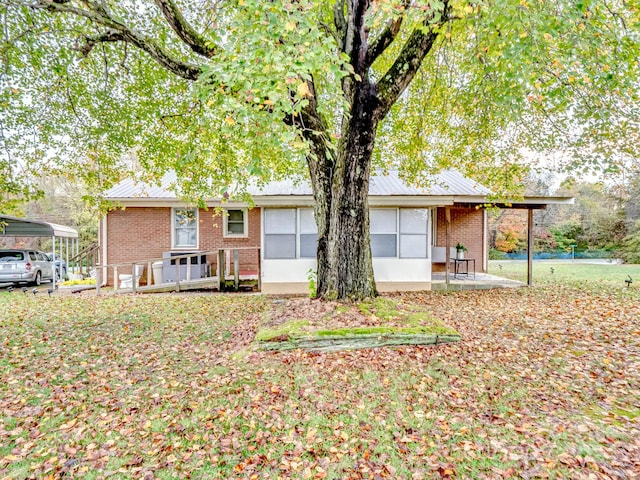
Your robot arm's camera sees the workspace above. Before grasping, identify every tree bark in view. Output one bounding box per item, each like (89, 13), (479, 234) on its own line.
(308, 2), (446, 300)
(313, 85), (381, 300)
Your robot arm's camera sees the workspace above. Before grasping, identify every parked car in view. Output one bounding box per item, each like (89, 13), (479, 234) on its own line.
(48, 253), (67, 279)
(0, 249), (55, 286)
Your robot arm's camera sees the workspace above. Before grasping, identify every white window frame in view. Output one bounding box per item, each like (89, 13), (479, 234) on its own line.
(370, 208), (431, 259)
(263, 207), (430, 259)
(223, 208), (249, 238)
(264, 208), (297, 259)
(172, 208), (199, 249)
(263, 208), (318, 259)
(399, 208), (430, 259)
(298, 208), (317, 258)
(370, 208), (398, 258)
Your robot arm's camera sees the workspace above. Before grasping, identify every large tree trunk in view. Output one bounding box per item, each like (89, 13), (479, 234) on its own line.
(288, 2), (443, 301)
(313, 88), (380, 300)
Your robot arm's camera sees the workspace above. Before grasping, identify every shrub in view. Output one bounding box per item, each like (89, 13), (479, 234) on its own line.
(489, 248), (507, 260)
(618, 221), (640, 264)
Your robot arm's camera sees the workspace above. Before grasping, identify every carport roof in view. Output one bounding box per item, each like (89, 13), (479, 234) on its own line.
(0, 215), (78, 238)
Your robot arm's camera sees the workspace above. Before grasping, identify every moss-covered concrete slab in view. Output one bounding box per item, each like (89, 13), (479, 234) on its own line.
(256, 296), (460, 352)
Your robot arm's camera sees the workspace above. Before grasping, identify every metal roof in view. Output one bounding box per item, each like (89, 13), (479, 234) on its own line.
(0, 215), (79, 238)
(106, 175), (179, 199)
(105, 169), (492, 200)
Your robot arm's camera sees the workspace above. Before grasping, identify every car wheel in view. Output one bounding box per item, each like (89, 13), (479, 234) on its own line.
(33, 271), (41, 286)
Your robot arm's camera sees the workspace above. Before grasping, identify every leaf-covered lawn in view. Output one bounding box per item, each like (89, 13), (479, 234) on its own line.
(1, 285), (638, 479)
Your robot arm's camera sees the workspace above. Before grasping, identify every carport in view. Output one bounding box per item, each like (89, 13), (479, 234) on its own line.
(0, 214), (79, 289)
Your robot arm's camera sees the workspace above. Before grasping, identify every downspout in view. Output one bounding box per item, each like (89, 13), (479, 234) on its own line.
(483, 209), (488, 272)
(445, 207), (451, 286)
(101, 215), (108, 288)
(527, 208), (533, 286)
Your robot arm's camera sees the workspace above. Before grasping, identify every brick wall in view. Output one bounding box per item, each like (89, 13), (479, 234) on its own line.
(104, 206), (261, 285)
(433, 207), (486, 273)
(198, 208), (261, 276)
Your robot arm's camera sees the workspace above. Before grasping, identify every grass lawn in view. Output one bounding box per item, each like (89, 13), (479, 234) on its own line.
(0, 282), (638, 478)
(489, 259), (640, 287)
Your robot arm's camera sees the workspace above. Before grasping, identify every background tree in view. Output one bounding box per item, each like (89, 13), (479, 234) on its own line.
(2, 0), (639, 298)
(616, 164), (640, 263)
(553, 182), (627, 251)
(489, 209), (527, 253)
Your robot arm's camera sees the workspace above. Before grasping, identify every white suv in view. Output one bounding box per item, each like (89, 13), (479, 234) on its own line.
(0, 250), (55, 286)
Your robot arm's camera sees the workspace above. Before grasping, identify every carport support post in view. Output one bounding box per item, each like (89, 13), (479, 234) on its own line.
(527, 208), (534, 286)
(51, 235), (56, 290)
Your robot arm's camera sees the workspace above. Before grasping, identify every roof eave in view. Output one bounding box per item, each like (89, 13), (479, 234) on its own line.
(106, 195), (460, 208)
(452, 195), (575, 209)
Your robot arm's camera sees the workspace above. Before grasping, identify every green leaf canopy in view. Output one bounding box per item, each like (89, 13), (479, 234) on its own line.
(1, 0), (638, 209)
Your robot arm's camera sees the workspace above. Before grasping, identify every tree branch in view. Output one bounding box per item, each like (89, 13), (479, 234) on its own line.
(153, 0), (216, 58)
(333, 0), (347, 50)
(376, 1), (450, 119)
(365, 0), (410, 68)
(31, 0), (202, 81)
(285, 80), (333, 156)
(74, 29), (123, 57)
(345, 0), (371, 77)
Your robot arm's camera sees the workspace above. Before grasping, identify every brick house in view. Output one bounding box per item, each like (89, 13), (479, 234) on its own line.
(101, 170), (570, 293)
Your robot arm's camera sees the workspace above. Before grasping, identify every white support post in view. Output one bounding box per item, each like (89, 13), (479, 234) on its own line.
(52, 236), (56, 290)
(445, 207), (451, 286)
(234, 249), (239, 291)
(96, 263), (101, 295)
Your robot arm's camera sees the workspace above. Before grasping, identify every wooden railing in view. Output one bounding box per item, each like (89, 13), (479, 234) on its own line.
(68, 242), (99, 277)
(96, 247), (261, 295)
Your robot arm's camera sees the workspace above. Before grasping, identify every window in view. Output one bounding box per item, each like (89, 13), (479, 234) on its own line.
(399, 209), (429, 258)
(264, 208), (318, 259)
(264, 209), (296, 258)
(370, 209), (397, 257)
(224, 209), (248, 237)
(264, 208), (428, 260)
(299, 208), (318, 258)
(370, 208), (430, 258)
(173, 208), (198, 248)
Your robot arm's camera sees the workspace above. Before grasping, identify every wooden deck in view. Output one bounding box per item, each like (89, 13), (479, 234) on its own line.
(98, 248), (261, 295)
(113, 273), (259, 294)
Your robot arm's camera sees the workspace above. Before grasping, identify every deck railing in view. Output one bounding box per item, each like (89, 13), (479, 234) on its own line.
(68, 242), (99, 277)
(96, 247), (260, 295)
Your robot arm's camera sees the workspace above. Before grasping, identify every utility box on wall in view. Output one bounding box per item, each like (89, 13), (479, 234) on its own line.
(162, 252), (209, 283)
